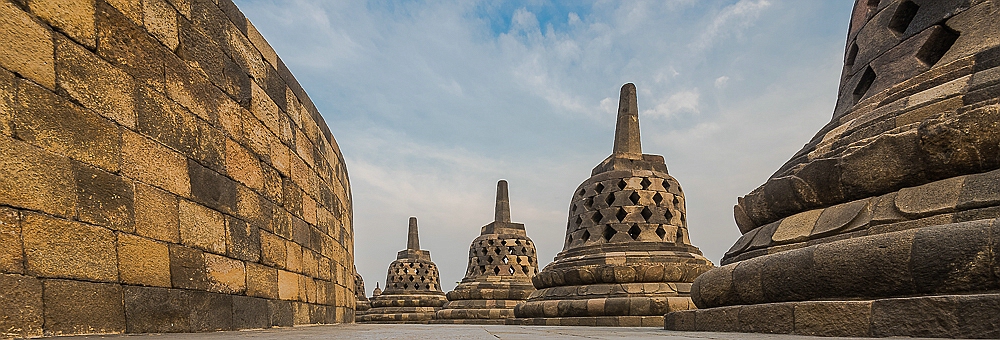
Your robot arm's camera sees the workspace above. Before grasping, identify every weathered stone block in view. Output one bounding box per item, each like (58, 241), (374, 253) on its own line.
(186, 290), (234, 332)
(694, 306), (739, 332)
(97, 1), (167, 90)
(232, 295), (269, 330)
(204, 252), (246, 294)
(42, 279), (125, 335)
(14, 80), (121, 172)
(268, 300), (294, 327)
(226, 138), (263, 191)
(260, 231), (286, 269)
(812, 229), (915, 298)
(134, 182), (180, 243)
(772, 209), (822, 244)
(739, 303), (793, 334)
(227, 216), (261, 262)
(793, 301), (871, 337)
(0, 207), (22, 274)
(663, 310), (695, 331)
(122, 130), (191, 197)
(286, 241), (302, 273)
(0, 1), (55, 89)
(106, 0), (141, 24)
(123, 286), (188, 333)
(118, 233), (170, 287)
(246, 262), (278, 299)
(143, 0), (178, 50)
(74, 162), (134, 232)
(179, 200), (226, 254)
(56, 36), (136, 128)
(23, 213), (117, 282)
(278, 270), (300, 301)
(188, 160), (237, 215)
(910, 221), (995, 294)
(169, 244), (207, 290)
(0, 135), (75, 218)
(0, 274), (43, 338)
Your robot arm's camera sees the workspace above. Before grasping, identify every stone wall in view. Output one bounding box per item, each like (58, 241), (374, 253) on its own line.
(0, 0), (354, 337)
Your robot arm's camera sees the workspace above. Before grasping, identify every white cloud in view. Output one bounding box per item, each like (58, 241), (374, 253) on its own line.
(715, 76), (730, 89)
(643, 90), (701, 119)
(690, 0), (772, 53)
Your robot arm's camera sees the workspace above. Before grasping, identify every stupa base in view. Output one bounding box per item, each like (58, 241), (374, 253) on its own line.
(356, 309), (439, 324)
(508, 315), (664, 327)
(665, 293), (1000, 338)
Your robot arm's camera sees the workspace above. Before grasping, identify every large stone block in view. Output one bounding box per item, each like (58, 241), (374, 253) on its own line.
(30, 0), (96, 48)
(134, 182), (180, 243)
(122, 130), (191, 198)
(169, 244), (208, 290)
(232, 295), (269, 330)
(246, 262), (278, 299)
(73, 162), (134, 232)
(42, 279), (125, 335)
(226, 138), (264, 191)
(118, 233), (171, 287)
(14, 80), (121, 172)
(188, 160), (237, 215)
(179, 200), (226, 254)
(0, 274), (43, 338)
(204, 252), (246, 294)
(55, 35), (136, 128)
(22, 213), (117, 282)
(0, 135), (75, 218)
(0, 1), (55, 89)
(260, 230), (287, 269)
(97, 1), (168, 90)
(226, 216), (260, 262)
(0, 207), (22, 274)
(143, 0), (178, 50)
(793, 301), (871, 337)
(123, 286), (189, 333)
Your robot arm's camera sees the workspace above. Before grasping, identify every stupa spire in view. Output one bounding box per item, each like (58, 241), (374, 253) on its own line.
(407, 217), (420, 250)
(495, 180), (511, 223)
(612, 83), (642, 159)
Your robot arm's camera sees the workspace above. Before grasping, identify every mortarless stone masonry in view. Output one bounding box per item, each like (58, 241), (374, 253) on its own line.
(359, 218), (447, 324)
(511, 83), (714, 327)
(431, 180), (538, 324)
(668, 0), (1000, 338)
(0, 0), (354, 337)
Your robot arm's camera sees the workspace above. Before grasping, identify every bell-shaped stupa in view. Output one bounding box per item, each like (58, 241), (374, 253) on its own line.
(432, 180), (539, 324)
(358, 217), (447, 323)
(512, 83), (715, 327)
(353, 268), (370, 321)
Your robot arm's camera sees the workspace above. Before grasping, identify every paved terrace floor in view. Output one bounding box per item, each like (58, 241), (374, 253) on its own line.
(71, 324), (939, 340)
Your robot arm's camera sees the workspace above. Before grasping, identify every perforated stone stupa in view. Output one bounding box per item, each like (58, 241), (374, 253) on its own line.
(354, 268), (370, 320)
(359, 217), (446, 323)
(512, 83), (714, 327)
(432, 180), (538, 324)
(667, 1), (1000, 338)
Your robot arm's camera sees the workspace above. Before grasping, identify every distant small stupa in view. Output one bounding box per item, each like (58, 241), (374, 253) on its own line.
(432, 180), (539, 324)
(358, 217), (447, 323)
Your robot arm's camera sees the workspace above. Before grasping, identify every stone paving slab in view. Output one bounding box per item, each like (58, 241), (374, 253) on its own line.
(69, 324), (943, 340)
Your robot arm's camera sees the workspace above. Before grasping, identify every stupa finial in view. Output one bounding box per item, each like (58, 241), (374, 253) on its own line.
(612, 83), (642, 159)
(407, 217), (420, 250)
(495, 180), (511, 223)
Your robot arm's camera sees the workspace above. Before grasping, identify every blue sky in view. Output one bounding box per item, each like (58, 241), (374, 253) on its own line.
(234, 0), (856, 293)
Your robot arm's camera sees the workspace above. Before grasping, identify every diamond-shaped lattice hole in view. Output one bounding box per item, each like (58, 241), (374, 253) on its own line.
(582, 230), (591, 242)
(521, 247), (527, 253)
(403, 283), (409, 289)
(571, 204), (577, 213)
(616, 207), (628, 222)
(479, 265), (486, 273)
(508, 247), (516, 254)
(656, 225), (667, 239)
(665, 209), (674, 221)
(595, 183), (605, 193)
(641, 178), (651, 190)
(641, 207), (653, 222)
(516, 257), (523, 264)
(567, 235), (574, 244)
(579, 188), (586, 197)
(522, 266), (530, 274)
(585, 197), (594, 208)
(628, 224), (641, 240)
(494, 266), (501, 275)
(487, 256), (494, 263)
(592, 211), (603, 224)
(606, 193), (615, 206)
(603, 225), (617, 241)
(488, 240), (495, 245)
(618, 179), (627, 190)
(509, 267), (516, 275)
(527, 257), (533, 263)
(629, 191), (640, 205)
(676, 229), (684, 241)
(515, 240), (522, 245)
(408, 276), (414, 282)
(501, 240), (507, 246)
(653, 192), (663, 205)
(502, 256), (509, 264)
(494, 247), (502, 255)
(575, 215), (583, 226)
